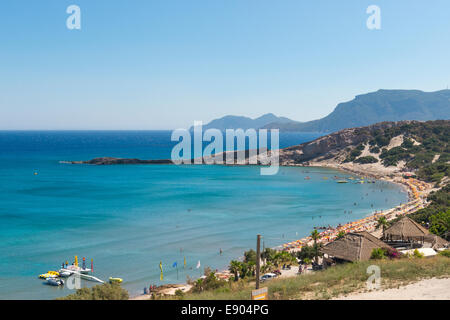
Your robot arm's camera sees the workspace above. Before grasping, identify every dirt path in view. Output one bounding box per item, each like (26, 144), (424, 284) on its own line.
(335, 278), (450, 300)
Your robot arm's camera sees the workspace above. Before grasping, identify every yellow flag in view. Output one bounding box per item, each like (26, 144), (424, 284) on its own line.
(159, 261), (163, 281)
(184, 257), (186, 268)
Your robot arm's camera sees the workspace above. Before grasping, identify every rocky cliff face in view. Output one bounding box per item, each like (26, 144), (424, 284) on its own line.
(278, 121), (413, 165)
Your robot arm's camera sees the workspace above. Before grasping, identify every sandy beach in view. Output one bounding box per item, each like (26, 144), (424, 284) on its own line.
(281, 163), (432, 252)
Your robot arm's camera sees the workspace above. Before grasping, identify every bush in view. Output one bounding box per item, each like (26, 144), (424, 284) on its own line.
(191, 271), (227, 293)
(370, 248), (387, 260)
(369, 146), (380, 154)
(58, 283), (129, 300)
(386, 248), (401, 259)
(354, 156), (378, 164)
(345, 147), (364, 162)
(375, 135), (391, 147)
(174, 289), (185, 299)
(438, 249), (450, 258)
(401, 138), (415, 149)
(413, 249), (424, 259)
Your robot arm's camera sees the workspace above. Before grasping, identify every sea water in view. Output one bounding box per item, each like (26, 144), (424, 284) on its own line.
(0, 131), (408, 299)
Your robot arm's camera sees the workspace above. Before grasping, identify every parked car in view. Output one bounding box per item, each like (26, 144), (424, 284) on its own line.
(260, 273), (277, 282)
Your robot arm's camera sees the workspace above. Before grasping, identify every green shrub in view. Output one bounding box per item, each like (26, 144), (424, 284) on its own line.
(370, 248), (387, 260)
(191, 271), (227, 293)
(174, 289), (185, 299)
(413, 249), (424, 259)
(58, 283), (129, 300)
(354, 156), (378, 164)
(369, 146), (380, 154)
(438, 249), (450, 258)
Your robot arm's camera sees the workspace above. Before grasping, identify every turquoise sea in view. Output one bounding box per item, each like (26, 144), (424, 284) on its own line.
(0, 131), (408, 299)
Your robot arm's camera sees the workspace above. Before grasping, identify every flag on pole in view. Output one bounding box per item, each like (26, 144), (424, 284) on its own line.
(184, 257), (186, 268)
(196, 260), (201, 269)
(159, 261), (163, 281)
(173, 261), (179, 280)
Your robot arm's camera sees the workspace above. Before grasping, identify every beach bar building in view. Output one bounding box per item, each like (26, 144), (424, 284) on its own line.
(383, 217), (429, 248)
(321, 231), (393, 263)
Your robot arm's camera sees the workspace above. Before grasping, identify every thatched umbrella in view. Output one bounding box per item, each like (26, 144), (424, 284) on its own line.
(321, 232), (393, 262)
(383, 217), (429, 242)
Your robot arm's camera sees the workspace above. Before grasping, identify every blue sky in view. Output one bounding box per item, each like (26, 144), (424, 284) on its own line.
(0, 0), (449, 130)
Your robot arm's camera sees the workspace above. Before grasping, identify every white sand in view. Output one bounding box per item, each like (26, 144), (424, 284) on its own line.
(335, 278), (450, 300)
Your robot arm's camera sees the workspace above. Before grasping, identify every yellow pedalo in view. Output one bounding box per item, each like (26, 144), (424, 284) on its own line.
(39, 271), (60, 279)
(109, 277), (123, 284)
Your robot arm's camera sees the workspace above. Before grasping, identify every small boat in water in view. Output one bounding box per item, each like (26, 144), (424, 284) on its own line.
(46, 278), (64, 286)
(336, 180), (348, 184)
(59, 270), (72, 278)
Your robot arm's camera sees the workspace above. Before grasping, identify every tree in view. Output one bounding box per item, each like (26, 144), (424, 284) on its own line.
(376, 217), (388, 235)
(311, 229), (321, 265)
(261, 248), (277, 265)
(429, 210), (450, 238)
(243, 249), (257, 264)
(296, 245), (315, 261)
(229, 260), (242, 281)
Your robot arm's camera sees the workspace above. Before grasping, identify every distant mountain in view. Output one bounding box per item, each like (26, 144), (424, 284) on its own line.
(191, 113), (298, 131)
(264, 89), (450, 132)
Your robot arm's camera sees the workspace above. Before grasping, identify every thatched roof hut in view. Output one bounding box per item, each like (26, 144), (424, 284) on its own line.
(424, 234), (449, 250)
(321, 232), (392, 262)
(383, 217), (429, 241)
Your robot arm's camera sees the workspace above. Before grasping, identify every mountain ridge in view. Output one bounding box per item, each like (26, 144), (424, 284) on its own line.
(264, 89), (450, 132)
(189, 113), (298, 131)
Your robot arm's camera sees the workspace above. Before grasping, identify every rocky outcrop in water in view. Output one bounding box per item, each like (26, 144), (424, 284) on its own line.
(70, 157), (173, 165)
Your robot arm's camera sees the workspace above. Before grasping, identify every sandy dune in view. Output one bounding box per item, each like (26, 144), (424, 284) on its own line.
(335, 278), (450, 300)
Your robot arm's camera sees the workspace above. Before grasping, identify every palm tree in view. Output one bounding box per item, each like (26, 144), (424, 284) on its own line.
(229, 260), (242, 281)
(376, 217), (388, 236)
(246, 261), (256, 277)
(311, 229), (321, 265)
(336, 231), (345, 240)
(261, 261), (274, 273)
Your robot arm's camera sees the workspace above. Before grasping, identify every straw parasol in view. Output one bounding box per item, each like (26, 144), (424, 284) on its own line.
(383, 217), (429, 242)
(321, 232), (393, 262)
